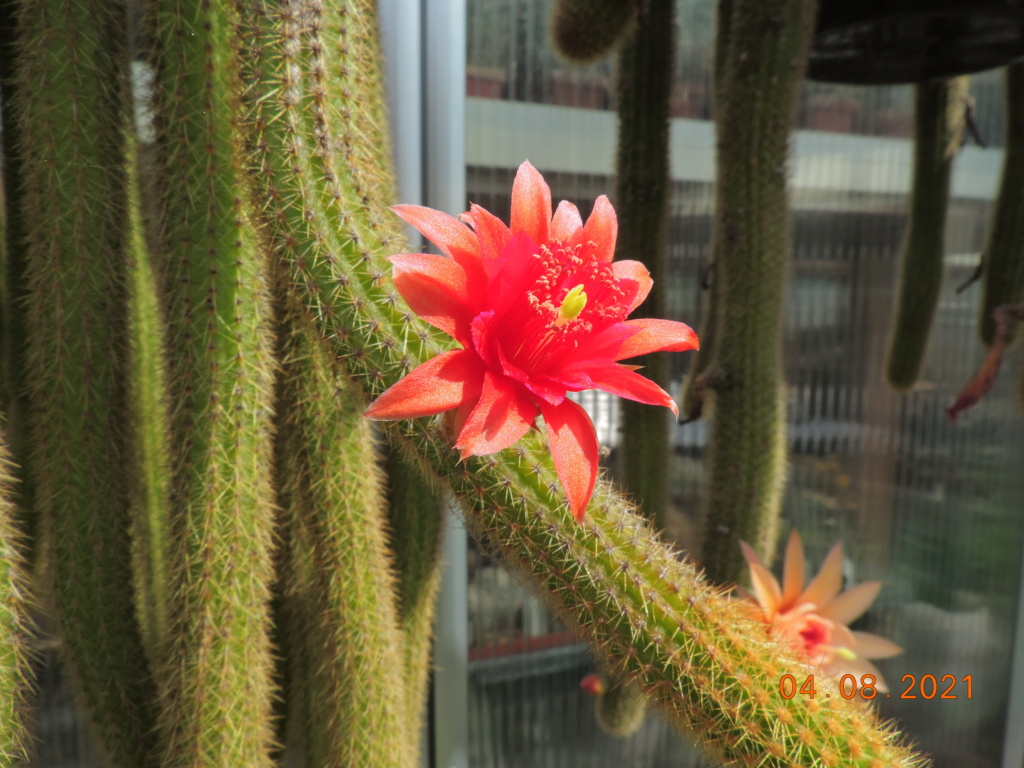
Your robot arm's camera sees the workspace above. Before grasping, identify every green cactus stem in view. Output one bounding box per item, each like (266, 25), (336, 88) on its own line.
(595, 675), (647, 738)
(886, 77), (969, 390)
(979, 63), (1024, 347)
(385, 447), (444, 753)
(616, 0), (676, 532)
(0, 428), (33, 768)
(142, 0), (278, 764)
(550, 0), (636, 64)
(698, 0), (818, 585)
(15, 1), (159, 765)
(274, 308), (408, 768)
(236, 1), (926, 762)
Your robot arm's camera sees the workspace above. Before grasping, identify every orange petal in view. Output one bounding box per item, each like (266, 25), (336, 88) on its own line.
(574, 194), (617, 262)
(364, 350), (484, 420)
(393, 205), (482, 274)
(540, 398), (599, 522)
(739, 541), (782, 614)
(799, 543), (844, 607)
(550, 200), (583, 242)
(510, 160), (551, 244)
(781, 530), (806, 609)
(611, 260), (653, 312)
(851, 631), (902, 659)
(455, 372), (537, 457)
(818, 581), (881, 625)
(613, 319), (699, 361)
(390, 253), (477, 345)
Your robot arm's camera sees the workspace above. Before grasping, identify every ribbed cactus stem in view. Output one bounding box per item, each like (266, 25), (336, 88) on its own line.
(385, 447), (444, 752)
(0, 428), (33, 768)
(886, 77), (969, 390)
(144, 0), (278, 764)
(616, 0), (675, 531)
(550, 0), (636, 64)
(236, 2), (926, 762)
(15, 2), (158, 765)
(698, 0), (817, 584)
(275, 310), (408, 768)
(979, 63), (1024, 347)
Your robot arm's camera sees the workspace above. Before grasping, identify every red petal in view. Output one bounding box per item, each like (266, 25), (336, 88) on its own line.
(392, 205), (484, 280)
(612, 260), (653, 312)
(455, 372), (537, 457)
(614, 319), (699, 360)
(364, 350), (484, 420)
(460, 203), (511, 261)
(390, 253), (478, 345)
(539, 399), (599, 521)
(588, 364), (678, 417)
(550, 200), (583, 242)
(510, 161), (551, 244)
(574, 195), (617, 262)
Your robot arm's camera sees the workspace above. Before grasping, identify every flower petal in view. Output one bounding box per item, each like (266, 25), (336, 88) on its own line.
(461, 203), (511, 261)
(390, 253), (478, 345)
(586, 363), (678, 417)
(364, 350), (484, 420)
(539, 398), (599, 521)
(613, 319), (699, 360)
(393, 204), (482, 273)
(851, 631), (903, 659)
(818, 580), (882, 625)
(550, 200), (583, 242)
(781, 530), (806, 609)
(574, 194), (617, 262)
(612, 260), (653, 312)
(510, 160), (551, 244)
(799, 543), (844, 607)
(740, 541), (783, 615)
(455, 372), (537, 458)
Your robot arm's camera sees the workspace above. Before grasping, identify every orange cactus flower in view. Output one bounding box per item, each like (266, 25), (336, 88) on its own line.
(739, 531), (902, 690)
(365, 161), (698, 520)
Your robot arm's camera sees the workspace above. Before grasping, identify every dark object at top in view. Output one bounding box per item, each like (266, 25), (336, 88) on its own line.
(807, 0), (1024, 84)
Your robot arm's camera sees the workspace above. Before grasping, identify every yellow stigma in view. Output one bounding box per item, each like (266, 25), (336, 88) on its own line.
(555, 284), (587, 326)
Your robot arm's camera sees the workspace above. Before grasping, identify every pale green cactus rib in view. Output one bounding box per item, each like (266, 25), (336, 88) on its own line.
(274, 299), (408, 768)
(0, 427), (33, 768)
(550, 0), (637, 64)
(979, 63), (1024, 347)
(697, 0), (818, 586)
(14, 1), (159, 765)
(886, 77), (969, 390)
(385, 448), (444, 752)
(142, 0), (277, 765)
(615, 0), (675, 533)
(236, 0), (928, 763)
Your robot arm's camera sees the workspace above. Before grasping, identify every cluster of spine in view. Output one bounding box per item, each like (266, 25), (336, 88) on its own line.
(0, 0), (935, 766)
(979, 63), (1024, 347)
(0, 430), (33, 767)
(550, 0), (637, 64)
(13, 3), (158, 766)
(886, 77), (969, 390)
(696, 0), (818, 585)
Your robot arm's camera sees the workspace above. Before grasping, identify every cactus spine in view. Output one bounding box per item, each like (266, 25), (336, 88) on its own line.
(886, 77), (969, 390)
(697, 0), (817, 585)
(615, 0), (676, 534)
(143, 0), (278, 764)
(550, 0), (636, 64)
(15, 2), (159, 765)
(0, 429), (33, 767)
(979, 63), (1024, 347)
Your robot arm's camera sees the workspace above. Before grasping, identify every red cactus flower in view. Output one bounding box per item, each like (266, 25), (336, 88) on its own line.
(365, 161), (698, 520)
